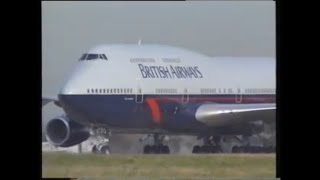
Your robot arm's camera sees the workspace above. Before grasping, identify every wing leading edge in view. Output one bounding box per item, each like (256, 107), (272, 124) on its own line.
(42, 96), (59, 107)
(195, 103), (276, 127)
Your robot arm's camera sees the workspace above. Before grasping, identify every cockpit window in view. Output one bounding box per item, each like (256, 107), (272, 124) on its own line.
(87, 54), (99, 60)
(79, 54), (88, 61)
(79, 53), (108, 61)
(102, 54), (108, 60)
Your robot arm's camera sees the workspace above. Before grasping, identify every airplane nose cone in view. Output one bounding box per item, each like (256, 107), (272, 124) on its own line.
(59, 63), (89, 95)
(59, 79), (78, 95)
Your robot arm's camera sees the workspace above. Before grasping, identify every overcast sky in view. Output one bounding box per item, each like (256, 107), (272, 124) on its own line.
(42, 1), (275, 127)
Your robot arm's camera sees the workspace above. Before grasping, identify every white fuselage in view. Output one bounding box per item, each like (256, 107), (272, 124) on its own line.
(60, 44), (275, 96)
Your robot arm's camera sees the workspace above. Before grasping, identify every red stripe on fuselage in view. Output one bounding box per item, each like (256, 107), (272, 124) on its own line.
(145, 98), (161, 124)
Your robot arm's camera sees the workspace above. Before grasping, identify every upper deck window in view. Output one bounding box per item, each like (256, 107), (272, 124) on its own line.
(79, 53), (108, 61)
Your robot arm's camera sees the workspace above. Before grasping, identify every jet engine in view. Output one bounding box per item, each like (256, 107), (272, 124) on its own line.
(45, 116), (90, 147)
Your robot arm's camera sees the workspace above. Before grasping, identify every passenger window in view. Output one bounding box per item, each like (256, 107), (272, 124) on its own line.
(110, 89), (113, 93)
(103, 89), (105, 93)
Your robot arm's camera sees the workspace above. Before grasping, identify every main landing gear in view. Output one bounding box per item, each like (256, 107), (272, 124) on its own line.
(192, 136), (222, 154)
(91, 127), (111, 155)
(141, 134), (170, 154)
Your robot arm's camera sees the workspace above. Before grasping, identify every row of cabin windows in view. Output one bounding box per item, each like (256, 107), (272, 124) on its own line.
(87, 88), (133, 94)
(244, 88), (275, 94)
(156, 88), (178, 94)
(130, 58), (155, 63)
(87, 88), (275, 94)
(161, 58), (181, 63)
(200, 88), (275, 94)
(201, 88), (233, 94)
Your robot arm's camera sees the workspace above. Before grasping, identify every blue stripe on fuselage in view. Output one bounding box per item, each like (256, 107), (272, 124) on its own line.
(58, 94), (275, 132)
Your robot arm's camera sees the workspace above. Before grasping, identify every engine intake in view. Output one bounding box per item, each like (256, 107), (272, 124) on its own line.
(45, 116), (90, 147)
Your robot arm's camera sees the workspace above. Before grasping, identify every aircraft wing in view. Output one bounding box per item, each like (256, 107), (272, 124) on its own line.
(42, 95), (59, 106)
(195, 103), (276, 127)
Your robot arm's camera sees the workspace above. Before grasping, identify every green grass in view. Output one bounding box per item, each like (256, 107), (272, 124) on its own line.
(42, 152), (276, 179)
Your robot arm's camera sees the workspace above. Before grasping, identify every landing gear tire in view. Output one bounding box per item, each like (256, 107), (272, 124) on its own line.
(144, 145), (151, 154)
(192, 135), (222, 154)
(100, 145), (110, 154)
(162, 145), (170, 154)
(151, 145), (159, 154)
(192, 145), (200, 154)
(142, 134), (170, 154)
(91, 127), (111, 155)
(231, 146), (239, 153)
(92, 145), (99, 154)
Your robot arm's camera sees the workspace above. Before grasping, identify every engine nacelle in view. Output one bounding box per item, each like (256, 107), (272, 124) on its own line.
(45, 116), (90, 147)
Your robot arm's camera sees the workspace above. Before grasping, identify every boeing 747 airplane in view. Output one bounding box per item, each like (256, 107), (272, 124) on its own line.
(42, 44), (275, 154)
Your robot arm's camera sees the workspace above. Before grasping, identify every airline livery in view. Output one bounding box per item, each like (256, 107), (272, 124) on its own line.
(42, 44), (276, 154)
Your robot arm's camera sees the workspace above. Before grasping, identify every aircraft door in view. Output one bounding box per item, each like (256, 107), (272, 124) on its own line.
(235, 87), (242, 103)
(136, 87), (143, 103)
(136, 80), (144, 103)
(182, 88), (189, 103)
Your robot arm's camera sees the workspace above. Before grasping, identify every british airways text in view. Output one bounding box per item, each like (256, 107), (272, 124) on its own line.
(138, 64), (203, 79)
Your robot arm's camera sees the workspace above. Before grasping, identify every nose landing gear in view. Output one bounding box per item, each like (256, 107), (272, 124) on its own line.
(91, 127), (111, 155)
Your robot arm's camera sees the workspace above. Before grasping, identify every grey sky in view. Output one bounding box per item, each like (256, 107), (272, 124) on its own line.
(42, 1), (275, 127)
